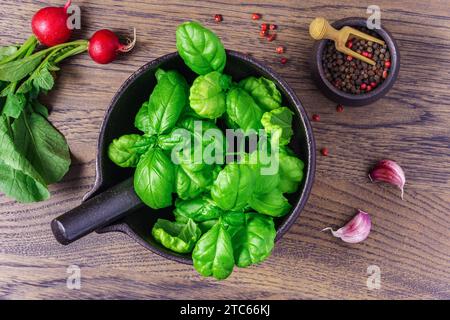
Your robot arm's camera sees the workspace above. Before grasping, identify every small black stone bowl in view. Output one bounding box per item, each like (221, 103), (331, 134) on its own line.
(311, 17), (400, 106)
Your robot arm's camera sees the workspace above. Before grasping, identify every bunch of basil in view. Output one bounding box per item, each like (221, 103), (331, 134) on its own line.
(108, 21), (305, 279)
(0, 36), (88, 202)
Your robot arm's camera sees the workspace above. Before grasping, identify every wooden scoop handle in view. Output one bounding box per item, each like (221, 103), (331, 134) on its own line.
(309, 17), (342, 42)
(310, 17), (377, 65)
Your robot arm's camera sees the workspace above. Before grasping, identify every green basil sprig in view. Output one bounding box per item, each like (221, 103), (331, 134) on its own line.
(239, 76), (282, 111)
(189, 71), (231, 119)
(226, 86), (264, 132)
(152, 218), (202, 253)
(134, 69), (189, 136)
(176, 21), (226, 75)
(108, 22), (307, 280)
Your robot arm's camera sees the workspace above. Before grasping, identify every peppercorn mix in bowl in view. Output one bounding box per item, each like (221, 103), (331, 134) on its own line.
(310, 17), (400, 106)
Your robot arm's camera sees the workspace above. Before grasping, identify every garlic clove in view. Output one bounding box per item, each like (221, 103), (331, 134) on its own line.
(322, 210), (371, 243)
(369, 159), (405, 199)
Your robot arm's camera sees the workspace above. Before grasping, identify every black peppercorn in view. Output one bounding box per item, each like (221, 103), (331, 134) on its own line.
(321, 26), (390, 95)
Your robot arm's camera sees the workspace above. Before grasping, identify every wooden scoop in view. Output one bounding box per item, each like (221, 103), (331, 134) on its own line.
(309, 17), (385, 66)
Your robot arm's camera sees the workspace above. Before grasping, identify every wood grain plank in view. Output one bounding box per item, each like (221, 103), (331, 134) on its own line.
(0, 0), (449, 299)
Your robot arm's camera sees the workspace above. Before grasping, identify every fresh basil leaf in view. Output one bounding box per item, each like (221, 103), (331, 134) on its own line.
(248, 188), (291, 217)
(227, 213), (276, 268)
(177, 117), (225, 160)
(152, 218), (202, 253)
(174, 196), (222, 222)
(192, 221), (234, 279)
(12, 111), (71, 184)
(223, 113), (239, 129)
(134, 69), (189, 136)
(175, 165), (216, 200)
(226, 87), (263, 132)
(134, 101), (150, 132)
(176, 21), (226, 75)
(261, 107), (294, 146)
(174, 204), (219, 234)
(2, 93), (27, 119)
(221, 211), (246, 229)
(0, 115), (49, 202)
(189, 71), (231, 119)
(248, 144), (280, 195)
(211, 162), (255, 211)
(278, 147), (304, 194)
(108, 134), (154, 168)
(239, 76), (282, 111)
(134, 147), (175, 209)
(197, 219), (219, 233)
(157, 127), (191, 151)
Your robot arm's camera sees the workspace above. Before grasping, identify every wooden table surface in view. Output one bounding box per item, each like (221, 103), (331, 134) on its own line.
(0, 0), (449, 300)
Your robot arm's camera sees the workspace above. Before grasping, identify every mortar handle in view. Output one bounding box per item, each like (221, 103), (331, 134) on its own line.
(51, 177), (144, 245)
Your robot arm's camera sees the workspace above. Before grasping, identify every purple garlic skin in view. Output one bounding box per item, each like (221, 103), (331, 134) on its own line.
(323, 210), (371, 244)
(369, 159), (405, 199)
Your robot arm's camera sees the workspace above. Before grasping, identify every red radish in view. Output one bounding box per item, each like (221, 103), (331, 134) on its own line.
(88, 29), (136, 64)
(32, 0), (72, 47)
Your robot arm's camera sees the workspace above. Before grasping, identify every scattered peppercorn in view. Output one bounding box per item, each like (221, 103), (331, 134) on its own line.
(269, 24), (277, 30)
(276, 46), (285, 54)
(261, 23), (268, 31)
(252, 13), (261, 20)
(214, 14), (223, 23)
(336, 104), (344, 112)
(260, 30), (268, 37)
(321, 148), (329, 156)
(280, 57), (287, 64)
(322, 26), (391, 95)
(312, 114), (320, 121)
(267, 34), (276, 42)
